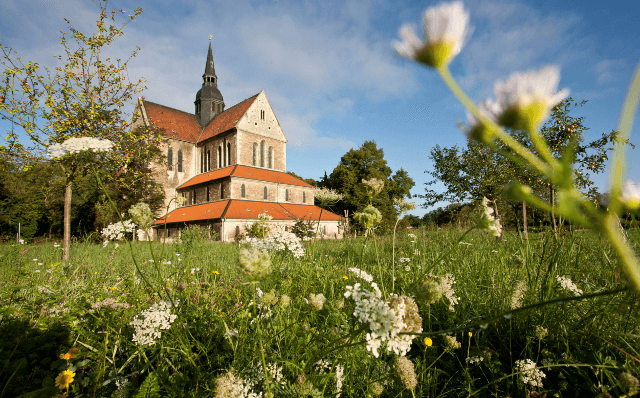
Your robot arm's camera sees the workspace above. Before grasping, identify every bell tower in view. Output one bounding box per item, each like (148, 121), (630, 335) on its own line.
(195, 39), (225, 126)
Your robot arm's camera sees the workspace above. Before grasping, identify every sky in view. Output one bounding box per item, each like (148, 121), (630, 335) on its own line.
(1, 0), (639, 217)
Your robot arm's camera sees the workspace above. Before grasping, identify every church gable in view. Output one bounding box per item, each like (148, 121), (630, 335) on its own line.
(236, 91), (287, 142)
(140, 99), (200, 143)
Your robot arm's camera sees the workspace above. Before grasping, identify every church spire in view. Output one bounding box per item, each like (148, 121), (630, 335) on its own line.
(195, 39), (225, 126)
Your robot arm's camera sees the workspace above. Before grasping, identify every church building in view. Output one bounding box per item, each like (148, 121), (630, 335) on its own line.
(135, 42), (344, 242)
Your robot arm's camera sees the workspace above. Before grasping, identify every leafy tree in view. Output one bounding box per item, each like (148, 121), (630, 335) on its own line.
(422, 97), (630, 234)
(0, 1), (164, 258)
(287, 171), (318, 187)
(320, 141), (414, 231)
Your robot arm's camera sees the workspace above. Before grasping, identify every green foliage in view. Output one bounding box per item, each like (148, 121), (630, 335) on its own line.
(134, 372), (162, 398)
(246, 220), (270, 239)
(1, 229), (638, 396)
(320, 140), (415, 231)
(291, 217), (315, 240)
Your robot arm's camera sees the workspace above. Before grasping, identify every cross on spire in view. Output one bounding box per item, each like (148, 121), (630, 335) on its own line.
(209, 34), (212, 41)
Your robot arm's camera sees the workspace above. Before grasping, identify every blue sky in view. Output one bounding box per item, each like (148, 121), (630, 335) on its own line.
(1, 0), (639, 217)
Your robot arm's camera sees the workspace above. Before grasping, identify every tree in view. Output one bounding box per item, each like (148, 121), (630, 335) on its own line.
(0, 1), (163, 259)
(320, 141), (414, 231)
(422, 97), (629, 235)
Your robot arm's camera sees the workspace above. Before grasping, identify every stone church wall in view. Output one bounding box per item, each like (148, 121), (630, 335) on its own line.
(237, 130), (286, 171)
(199, 131), (237, 171)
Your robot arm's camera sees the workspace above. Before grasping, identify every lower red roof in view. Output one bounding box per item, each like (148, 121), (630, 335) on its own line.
(153, 200), (344, 225)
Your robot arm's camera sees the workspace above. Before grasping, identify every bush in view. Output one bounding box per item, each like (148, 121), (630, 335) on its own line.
(291, 217), (315, 240)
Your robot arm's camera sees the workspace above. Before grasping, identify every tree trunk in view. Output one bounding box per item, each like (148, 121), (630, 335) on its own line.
(63, 180), (72, 262)
(522, 201), (529, 240)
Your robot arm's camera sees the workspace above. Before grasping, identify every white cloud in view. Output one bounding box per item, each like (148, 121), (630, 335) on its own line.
(593, 59), (627, 85)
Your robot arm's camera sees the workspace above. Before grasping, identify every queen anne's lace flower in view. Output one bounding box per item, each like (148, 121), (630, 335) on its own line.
(394, 1), (471, 69)
(102, 220), (136, 246)
(515, 359), (546, 387)
(348, 267), (374, 283)
(344, 279), (422, 357)
(440, 273), (460, 311)
(394, 356), (418, 391)
(494, 66), (568, 131)
(313, 187), (344, 206)
(556, 275), (583, 295)
(246, 225), (305, 258)
(394, 197), (416, 214)
(353, 205), (383, 230)
(129, 203), (153, 230)
(362, 178), (385, 196)
(308, 293), (326, 311)
(215, 371), (262, 398)
(130, 300), (178, 346)
(49, 137), (114, 158)
(510, 281), (528, 309)
(239, 247), (271, 280)
(478, 197), (502, 237)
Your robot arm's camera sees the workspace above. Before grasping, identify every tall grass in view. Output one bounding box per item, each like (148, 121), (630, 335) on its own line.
(0, 228), (638, 397)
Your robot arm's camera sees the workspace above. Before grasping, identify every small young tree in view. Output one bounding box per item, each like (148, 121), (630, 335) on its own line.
(0, 1), (163, 260)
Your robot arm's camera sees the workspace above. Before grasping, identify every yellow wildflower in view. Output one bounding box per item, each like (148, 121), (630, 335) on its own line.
(59, 353), (70, 360)
(424, 337), (433, 347)
(55, 370), (75, 389)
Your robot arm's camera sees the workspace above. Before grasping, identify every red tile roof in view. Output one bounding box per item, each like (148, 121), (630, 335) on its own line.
(154, 200), (343, 225)
(231, 166), (313, 187)
(153, 200), (229, 225)
(222, 200), (296, 220)
(200, 94), (259, 142)
(177, 166), (235, 189)
(143, 101), (201, 142)
(280, 203), (344, 221)
(142, 93), (259, 144)
(177, 165), (314, 189)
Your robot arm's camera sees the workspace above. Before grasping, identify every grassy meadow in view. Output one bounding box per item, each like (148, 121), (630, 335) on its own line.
(1, 228), (639, 397)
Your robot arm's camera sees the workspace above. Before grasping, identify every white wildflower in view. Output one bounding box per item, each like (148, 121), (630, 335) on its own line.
(130, 300), (179, 346)
(394, 1), (471, 69)
(102, 220), (136, 244)
(440, 273), (460, 312)
(556, 275), (583, 295)
(129, 203), (154, 230)
(515, 359), (546, 387)
(494, 66), (568, 131)
(348, 267), (374, 283)
(335, 364), (344, 398)
(246, 225), (305, 258)
(444, 334), (461, 350)
(466, 356), (484, 364)
(478, 197), (502, 237)
(239, 247), (271, 280)
(510, 281), (528, 309)
(308, 293), (326, 311)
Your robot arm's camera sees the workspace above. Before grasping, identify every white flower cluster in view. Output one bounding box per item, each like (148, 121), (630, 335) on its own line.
(408, 233), (416, 239)
(49, 137), (114, 158)
(102, 220), (136, 246)
(510, 281), (528, 309)
(129, 203), (154, 230)
(515, 359), (546, 387)
(130, 300), (179, 346)
(399, 257), (410, 263)
(556, 275), (583, 296)
(308, 293), (326, 311)
(348, 267), (374, 283)
(479, 197), (502, 237)
(444, 334), (461, 350)
(258, 213), (273, 221)
(244, 362), (286, 391)
(313, 187), (344, 204)
(440, 274), (460, 312)
(344, 280), (422, 358)
(335, 364), (344, 398)
(466, 356), (484, 364)
(215, 371), (262, 398)
(246, 225), (305, 258)
(362, 178), (385, 196)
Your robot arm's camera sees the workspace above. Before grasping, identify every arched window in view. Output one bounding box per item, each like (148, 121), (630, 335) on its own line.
(218, 146), (222, 168)
(241, 184), (246, 198)
(167, 148), (173, 171)
(227, 143), (231, 165)
(268, 147), (273, 169)
(252, 143), (257, 166)
(260, 141), (265, 167)
(303, 191), (306, 203)
(177, 150), (183, 172)
(263, 186), (268, 200)
(285, 189), (289, 201)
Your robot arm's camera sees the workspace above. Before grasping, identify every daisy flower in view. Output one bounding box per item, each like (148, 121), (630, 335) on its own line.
(394, 1), (471, 69)
(55, 370), (75, 389)
(493, 66), (568, 131)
